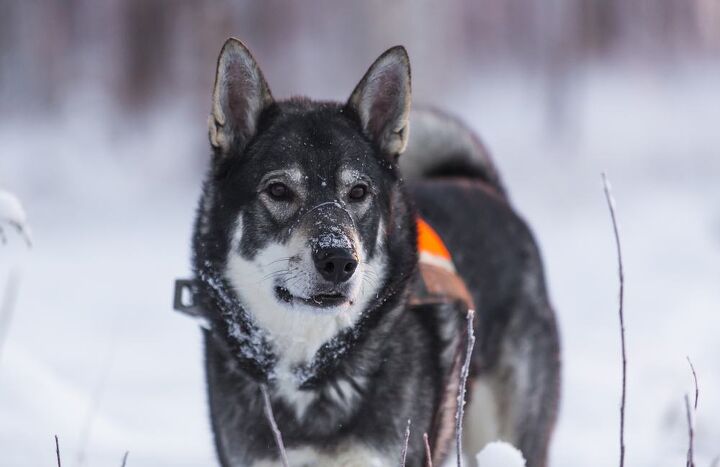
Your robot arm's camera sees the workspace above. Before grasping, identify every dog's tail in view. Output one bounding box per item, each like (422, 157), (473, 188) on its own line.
(400, 108), (506, 197)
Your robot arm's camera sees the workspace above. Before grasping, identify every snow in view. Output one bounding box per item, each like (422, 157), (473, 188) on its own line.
(0, 190), (27, 226)
(476, 441), (526, 467)
(0, 189), (31, 245)
(1, 64), (720, 466)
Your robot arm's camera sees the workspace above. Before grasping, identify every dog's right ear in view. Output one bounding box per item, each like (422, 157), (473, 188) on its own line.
(346, 46), (411, 158)
(209, 38), (273, 156)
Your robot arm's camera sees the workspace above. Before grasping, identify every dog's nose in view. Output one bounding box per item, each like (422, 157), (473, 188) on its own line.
(313, 248), (358, 283)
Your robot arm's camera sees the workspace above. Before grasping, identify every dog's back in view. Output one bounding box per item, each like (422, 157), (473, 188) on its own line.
(402, 108), (561, 466)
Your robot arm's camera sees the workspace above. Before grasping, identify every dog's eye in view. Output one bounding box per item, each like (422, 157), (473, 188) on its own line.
(348, 184), (368, 201)
(267, 182), (292, 201)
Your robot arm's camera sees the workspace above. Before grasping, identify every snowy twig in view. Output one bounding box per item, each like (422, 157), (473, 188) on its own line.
(683, 357), (699, 467)
(0, 220), (32, 247)
(423, 433), (433, 467)
(0, 190), (31, 363)
(0, 267), (21, 363)
(260, 384), (289, 467)
(602, 173), (627, 467)
(455, 309), (476, 467)
(55, 435), (62, 467)
(0, 190), (32, 247)
(686, 356), (699, 410)
(120, 451), (129, 467)
(400, 419), (411, 466)
(684, 394), (695, 467)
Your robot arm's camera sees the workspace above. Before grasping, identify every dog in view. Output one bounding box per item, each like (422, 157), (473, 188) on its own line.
(184, 38), (560, 467)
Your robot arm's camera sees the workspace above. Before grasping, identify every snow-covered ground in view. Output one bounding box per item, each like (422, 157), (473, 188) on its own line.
(1, 65), (719, 466)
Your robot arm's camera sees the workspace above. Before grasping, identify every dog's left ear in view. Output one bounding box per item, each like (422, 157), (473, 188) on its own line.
(347, 46), (411, 158)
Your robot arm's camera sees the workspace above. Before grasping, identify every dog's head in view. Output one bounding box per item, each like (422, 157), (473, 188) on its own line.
(194, 39), (416, 361)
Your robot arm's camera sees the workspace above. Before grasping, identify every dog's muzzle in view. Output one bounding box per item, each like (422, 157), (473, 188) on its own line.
(301, 202), (360, 285)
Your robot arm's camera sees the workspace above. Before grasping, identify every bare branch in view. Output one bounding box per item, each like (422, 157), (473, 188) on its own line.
(710, 455), (719, 467)
(120, 451), (129, 467)
(400, 418), (411, 466)
(455, 308), (476, 467)
(54, 435), (62, 467)
(686, 356), (699, 411)
(684, 394), (695, 467)
(260, 384), (289, 467)
(423, 432), (433, 467)
(684, 357), (699, 467)
(77, 329), (120, 466)
(602, 172), (627, 467)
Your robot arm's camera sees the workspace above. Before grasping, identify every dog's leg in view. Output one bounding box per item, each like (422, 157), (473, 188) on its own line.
(495, 300), (560, 467)
(464, 297), (560, 467)
(463, 375), (501, 463)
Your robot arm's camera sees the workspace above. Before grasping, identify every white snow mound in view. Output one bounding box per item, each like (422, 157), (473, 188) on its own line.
(475, 441), (527, 467)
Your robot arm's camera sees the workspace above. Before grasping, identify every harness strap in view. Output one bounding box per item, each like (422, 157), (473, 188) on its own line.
(173, 279), (205, 322)
(412, 217), (476, 466)
(412, 217), (475, 309)
(431, 311), (470, 466)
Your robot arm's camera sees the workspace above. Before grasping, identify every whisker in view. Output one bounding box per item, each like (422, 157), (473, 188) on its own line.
(260, 270), (291, 282)
(262, 257), (293, 268)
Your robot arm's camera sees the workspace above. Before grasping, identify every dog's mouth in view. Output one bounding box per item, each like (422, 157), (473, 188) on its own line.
(275, 286), (351, 309)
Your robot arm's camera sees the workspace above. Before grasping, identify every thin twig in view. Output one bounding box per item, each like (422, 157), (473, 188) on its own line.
(602, 173), (627, 467)
(54, 435), (62, 467)
(455, 309), (476, 467)
(400, 418), (411, 466)
(686, 356), (699, 410)
(423, 432), (434, 467)
(684, 394), (695, 467)
(260, 384), (289, 467)
(709, 455), (719, 467)
(120, 451), (129, 467)
(77, 321), (121, 465)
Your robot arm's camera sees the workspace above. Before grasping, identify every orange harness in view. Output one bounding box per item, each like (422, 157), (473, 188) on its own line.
(413, 218), (474, 309)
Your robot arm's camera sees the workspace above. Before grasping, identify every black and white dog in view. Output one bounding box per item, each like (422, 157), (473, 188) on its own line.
(185, 38), (560, 467)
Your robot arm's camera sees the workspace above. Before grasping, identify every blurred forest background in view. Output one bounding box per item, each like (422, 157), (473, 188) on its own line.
(1, 1), (719, 467)
(3, 0), (720, 120)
